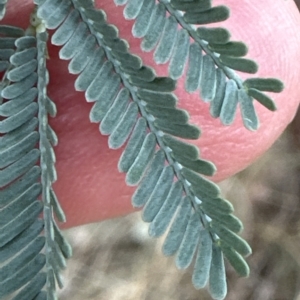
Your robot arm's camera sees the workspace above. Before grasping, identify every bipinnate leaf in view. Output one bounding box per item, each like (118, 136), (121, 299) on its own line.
(0, 10), (71, 299)
(35, 1), (253, 299)
(115, 0), (283, 130)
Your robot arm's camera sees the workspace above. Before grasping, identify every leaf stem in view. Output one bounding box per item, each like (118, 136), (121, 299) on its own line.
(74, 1), (214, 236)
(159, 0), (244, 89)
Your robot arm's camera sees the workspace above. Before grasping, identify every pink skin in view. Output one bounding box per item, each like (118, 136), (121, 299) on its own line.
(2, 0), (300, 228)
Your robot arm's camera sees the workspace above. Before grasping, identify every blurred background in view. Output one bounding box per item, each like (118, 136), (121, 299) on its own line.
(59, 2), (300, 300)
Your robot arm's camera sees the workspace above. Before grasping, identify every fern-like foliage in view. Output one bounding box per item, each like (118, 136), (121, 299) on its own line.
(34, 0), (253, 299)
(0, 0), (8, 20)
(0, 13), (71, 300)
(114, 0), (284, 131)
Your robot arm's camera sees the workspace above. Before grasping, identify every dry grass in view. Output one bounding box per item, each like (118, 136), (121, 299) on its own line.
(58, 109), (300, 300)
